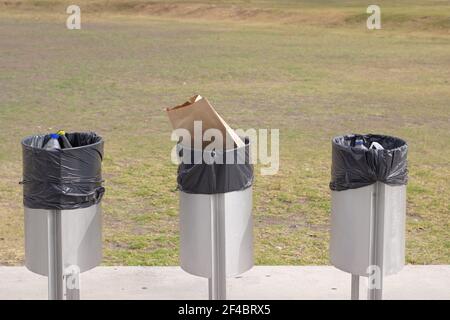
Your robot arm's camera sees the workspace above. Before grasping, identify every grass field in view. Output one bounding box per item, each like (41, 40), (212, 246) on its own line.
(0, 1), (449, 266)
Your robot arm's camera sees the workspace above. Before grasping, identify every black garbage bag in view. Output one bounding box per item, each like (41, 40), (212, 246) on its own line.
(177, 137), (253, 194)
(21, 132), (105, 210)
(330, 134), (408, 191)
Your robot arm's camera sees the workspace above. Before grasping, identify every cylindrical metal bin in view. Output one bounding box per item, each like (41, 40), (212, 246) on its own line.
(176, 138), (254, 300)
(329, 134), (408, 300)
(180, 188), (253, 278)
(24, 204), (102, 276)
(330, 183), (406, 276)
(21, 132), (105, 300)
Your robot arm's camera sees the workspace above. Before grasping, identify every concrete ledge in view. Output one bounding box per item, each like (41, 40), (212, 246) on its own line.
(0, 265), (448, 300)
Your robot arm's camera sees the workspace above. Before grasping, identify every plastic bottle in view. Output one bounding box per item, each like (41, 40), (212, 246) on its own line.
(354, 139), (368, 151)
(57, 130), (72, 149)
(44, 133), (61, 150)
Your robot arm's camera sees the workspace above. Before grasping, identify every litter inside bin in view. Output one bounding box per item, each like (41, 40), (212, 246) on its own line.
(21, 132), (105, 210)
(56, 130), (73, 149)
(330, 134), (408, 191)
(166, 94), (245, 150)
(369, 141), (384, 150)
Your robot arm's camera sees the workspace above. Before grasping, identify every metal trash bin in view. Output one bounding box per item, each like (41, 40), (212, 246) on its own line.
(21, 132), (105, 300)
(177, 138), (254, 300)
(329, 134), (408, 300)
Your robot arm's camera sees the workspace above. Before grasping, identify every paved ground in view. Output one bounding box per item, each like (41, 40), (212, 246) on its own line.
(0, 265), (448, 300)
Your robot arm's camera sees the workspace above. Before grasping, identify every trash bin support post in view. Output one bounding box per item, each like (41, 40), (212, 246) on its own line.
(47, 210), (64, 300)
(351, 274), (359, 300)
(368, 182), (384, 300)
(208, 193), (226, 300)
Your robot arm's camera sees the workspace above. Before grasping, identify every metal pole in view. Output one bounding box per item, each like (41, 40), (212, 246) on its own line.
(209, 194), (226, 300)
(351, 274), (359, 300)
(368, 182), (384, 300)
(47, 210), (63, 300)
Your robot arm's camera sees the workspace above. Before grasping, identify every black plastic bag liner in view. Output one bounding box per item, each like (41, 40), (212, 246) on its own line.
(330, 134), (408, 191)
(177, 137), (253, 194)
(21, 132), (105, 210)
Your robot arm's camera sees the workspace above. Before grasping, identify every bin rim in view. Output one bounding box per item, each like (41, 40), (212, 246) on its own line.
(21, 132), (104, 151)
(331, 134), (407, 153)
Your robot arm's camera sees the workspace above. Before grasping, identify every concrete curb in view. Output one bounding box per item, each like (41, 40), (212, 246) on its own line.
(0, 265), (448, 300)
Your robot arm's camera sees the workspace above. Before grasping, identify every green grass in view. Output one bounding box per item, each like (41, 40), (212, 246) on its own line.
(0, 1), (449, 266)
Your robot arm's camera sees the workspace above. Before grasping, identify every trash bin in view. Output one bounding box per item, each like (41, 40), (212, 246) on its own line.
(177, 138), (254, 300)
(21, 132), (105, 300)
(329, 134), (408, 300)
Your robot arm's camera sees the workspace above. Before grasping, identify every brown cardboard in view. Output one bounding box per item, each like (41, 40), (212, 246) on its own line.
(166, 95), (244, 149)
